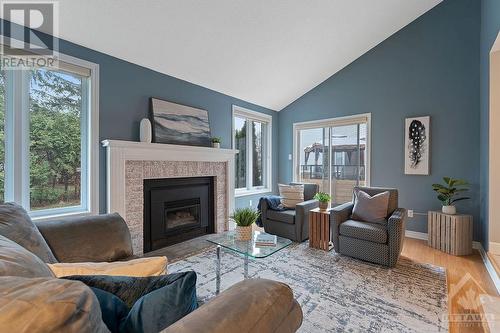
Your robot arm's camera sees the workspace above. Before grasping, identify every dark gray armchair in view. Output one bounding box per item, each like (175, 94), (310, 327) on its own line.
(261, 183), (319, 242)
(330, 187), (407, 267)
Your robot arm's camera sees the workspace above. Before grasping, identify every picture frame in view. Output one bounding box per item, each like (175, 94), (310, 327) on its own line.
(404, 116), (430, 175)
(150, 97), (212, 147)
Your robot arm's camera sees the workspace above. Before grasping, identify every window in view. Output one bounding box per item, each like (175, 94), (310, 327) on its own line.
(293, 114), (370, 205)
(232, 106), (272, 196)
(0, 53), (99, 219)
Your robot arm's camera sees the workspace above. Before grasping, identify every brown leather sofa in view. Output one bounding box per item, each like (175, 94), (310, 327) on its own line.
(1, 211), (303, 333)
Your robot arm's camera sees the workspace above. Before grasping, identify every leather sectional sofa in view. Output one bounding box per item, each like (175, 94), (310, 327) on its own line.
(0, 204), (303, 332)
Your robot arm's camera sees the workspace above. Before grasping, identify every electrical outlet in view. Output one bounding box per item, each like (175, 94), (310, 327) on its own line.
(408, 210), (414, 218)
(249, 200), (252, 206)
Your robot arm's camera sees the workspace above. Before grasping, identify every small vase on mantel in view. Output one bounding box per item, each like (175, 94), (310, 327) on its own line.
(442, 205), (456, 215)
(211, 137), (221, 149)
(140, 118), (152, 143)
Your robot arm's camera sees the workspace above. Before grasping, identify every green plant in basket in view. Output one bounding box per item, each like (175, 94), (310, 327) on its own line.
(231, 208), (260, 227)
(313, 192), (331, 203)
(314, 192), (331, 210)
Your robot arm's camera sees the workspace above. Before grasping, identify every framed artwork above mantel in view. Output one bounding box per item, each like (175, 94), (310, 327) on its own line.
(150, 97), (212, 147)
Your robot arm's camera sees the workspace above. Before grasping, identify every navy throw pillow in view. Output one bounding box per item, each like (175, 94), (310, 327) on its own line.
(90, 287), (129, 332)
(64, 271), (198, 333)
(121, 272), (198, 333)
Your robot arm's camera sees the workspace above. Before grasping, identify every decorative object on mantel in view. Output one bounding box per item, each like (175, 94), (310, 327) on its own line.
(231, 208), (260, 241)
(211, 137), (221, 148)
(313, 192), (331, 211)
(428, 211), (473, 255)
(150, 97), (212, 147)
(139, 118), (152, 143)
(404, 116), (430, 175)
(432, 177), (470, 215)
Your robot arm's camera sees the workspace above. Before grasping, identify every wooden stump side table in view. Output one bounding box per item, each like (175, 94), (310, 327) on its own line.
(428, 211), (473, 256)
(309, 208), (333, 251)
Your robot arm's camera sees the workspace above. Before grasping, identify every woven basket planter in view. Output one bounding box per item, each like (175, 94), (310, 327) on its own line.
(319, 201), (329, 211)
(235, 225), (252, 241)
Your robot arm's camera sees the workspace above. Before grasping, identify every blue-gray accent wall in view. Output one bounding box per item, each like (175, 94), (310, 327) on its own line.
(0, 19), (278, 213)
(479, 0), (500, 249)
(278, 0), (481, 239)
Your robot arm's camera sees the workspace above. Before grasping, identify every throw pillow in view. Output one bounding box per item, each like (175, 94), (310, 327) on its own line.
(278, 184), (304, 208)
(90, 287), (129, 333)
(122, 272), (198, 333)
(0, 234), (54, 278)
(48, 256), (168, 278)
(0, 202), (57, 263)
(64, 271), (198, 333)
(0, 276), (108, 333)
(351, 189), (390, 224)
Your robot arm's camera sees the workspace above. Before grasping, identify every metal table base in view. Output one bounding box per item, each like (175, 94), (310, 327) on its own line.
(215, 245), (250, 295)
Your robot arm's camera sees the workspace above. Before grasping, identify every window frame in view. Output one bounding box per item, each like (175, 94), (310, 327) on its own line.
(232, 105), (272, 197)
(1, 44), (99, 220)
(292, 113), (371, 187)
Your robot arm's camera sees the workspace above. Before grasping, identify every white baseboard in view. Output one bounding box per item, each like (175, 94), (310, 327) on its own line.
(405, 230), (482, 249)
(405, 230), (428, 240)
(476, 243), (500, 294)
(405, 231), (499, 293)
(489, 241), (500, 255)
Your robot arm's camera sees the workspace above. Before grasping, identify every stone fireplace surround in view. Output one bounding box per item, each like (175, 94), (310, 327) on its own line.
(102, 140), (238, 255)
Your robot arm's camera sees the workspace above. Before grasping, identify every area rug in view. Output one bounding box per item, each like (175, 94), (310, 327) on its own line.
(168, 242), (448, 332)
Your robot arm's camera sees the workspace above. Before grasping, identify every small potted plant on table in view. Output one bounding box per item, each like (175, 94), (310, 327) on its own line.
(432, 177), (470, 215)
(232, 208), (260, 241)
(211, 137), (221, 148)
(314, 192), (332, 211)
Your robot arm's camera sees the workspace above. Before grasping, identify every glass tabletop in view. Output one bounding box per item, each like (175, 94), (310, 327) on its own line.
(207, 230), (292, 258)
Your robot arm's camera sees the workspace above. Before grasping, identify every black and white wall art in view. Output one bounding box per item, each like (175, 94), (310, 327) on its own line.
(404, 116), (430, 175)
(150, 98), (212, 147)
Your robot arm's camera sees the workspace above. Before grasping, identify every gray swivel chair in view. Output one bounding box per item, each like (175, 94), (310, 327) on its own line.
(330, 186), (406, 267)
(260, 183), (319, 242)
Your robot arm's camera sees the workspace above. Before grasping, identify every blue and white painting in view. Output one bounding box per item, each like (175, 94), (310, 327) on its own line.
(151, 98), (212, 147)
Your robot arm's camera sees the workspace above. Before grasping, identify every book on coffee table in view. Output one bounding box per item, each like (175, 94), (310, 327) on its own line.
(255, 233), (277, 247)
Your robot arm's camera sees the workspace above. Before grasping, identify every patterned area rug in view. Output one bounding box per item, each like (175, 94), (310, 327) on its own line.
(168, 242), (448, 332)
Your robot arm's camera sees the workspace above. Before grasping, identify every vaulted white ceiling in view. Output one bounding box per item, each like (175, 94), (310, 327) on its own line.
(25, 0), (442, 110)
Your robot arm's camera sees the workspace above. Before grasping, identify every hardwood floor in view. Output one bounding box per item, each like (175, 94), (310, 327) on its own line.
(159, 235), (498, 332)
(401, 238), (499, 333)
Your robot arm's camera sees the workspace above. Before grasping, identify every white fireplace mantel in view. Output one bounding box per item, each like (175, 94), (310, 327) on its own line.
(102, 139), (238, 225)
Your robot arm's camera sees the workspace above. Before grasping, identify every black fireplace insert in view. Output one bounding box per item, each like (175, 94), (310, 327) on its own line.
(143, 177), (215, 252)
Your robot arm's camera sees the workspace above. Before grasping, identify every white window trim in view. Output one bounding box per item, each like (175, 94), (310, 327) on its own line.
(1, 38), (99, 220)
(232, 105), (272, 197)
(292, 113), (371, 187)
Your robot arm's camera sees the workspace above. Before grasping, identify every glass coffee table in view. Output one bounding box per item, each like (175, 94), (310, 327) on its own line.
(207, 230), (292, 294)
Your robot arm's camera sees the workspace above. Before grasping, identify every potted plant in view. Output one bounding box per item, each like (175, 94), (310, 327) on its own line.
(314, 192), (332, 211)
(231, 208), (260, 241)
(211, 137), (221, 148)
(432, 177), (470, 215)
